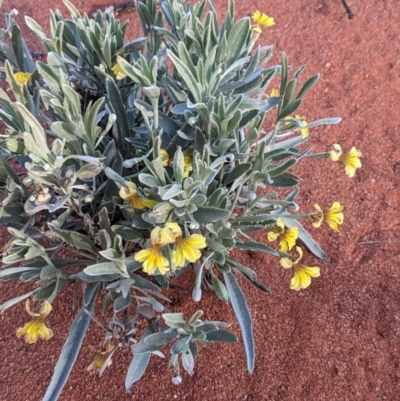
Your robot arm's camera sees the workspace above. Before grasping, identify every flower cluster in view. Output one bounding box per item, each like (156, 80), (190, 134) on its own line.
(134, 222), (207, 275)
(267, 202), (344, 291)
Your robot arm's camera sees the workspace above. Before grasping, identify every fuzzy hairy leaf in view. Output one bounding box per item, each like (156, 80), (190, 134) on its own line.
(223, 271), (254, 373)
(235, 241), (279, 256)
(48, 223), (97, 253)
(125, 351), (151, 391)
(206, 329), (238, 343)
(192, 206), (230, 223)
(0, 205), (24, 225)
(42, 291), (97, 401)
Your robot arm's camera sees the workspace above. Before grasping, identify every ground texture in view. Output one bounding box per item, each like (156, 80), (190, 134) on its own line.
(1, 0), (400, 400)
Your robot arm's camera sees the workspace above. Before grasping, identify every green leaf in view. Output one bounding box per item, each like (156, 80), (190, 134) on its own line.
(211, 271), (229, 302)
(226, 18), (250, 65)
(206, 329), (237, 343)
(42, 291), (97, 401)
(192, 206), (230, 223)
(0, 156), (22, 185)
(223, 271), (254, 373)
(268, 159), (297, 178)
(171, 337), (190, 354)
(223, 163), (251, 186)
(84, 262), (125, 277)
(269, 172), (300, 187)
(230, 215), (276, 227)
(98, 207), (114, 240)
(296, 74), (320, 100)
(182, 345), (194, 375)
(0, 205), (24, 225)
(15, 102), (50, 158)
(106, 77), (130, 150)
(11, 23), (35, 72)
(118, 58), (152, 86)
(304, 117), (341, 129)
(131, 339), (162, 354)
(83, 97), (105, 146)
(277, 99), (302, 121)
(144, 331), (178, 346)
(235, 241), (279, 256)
(177, 42), (198, 81)
(0, 289), (37, 313)
(279, 53), (288, 99)
(131, 273), (161, 293)
(0, 267), (41, 281)
(48, 223), (97, 253)
(161, 184), (185, 200)
(281, 78), (297, 110)
(125, 351), (151, 391)
(167, 50), (202, 103)
(63, 0), (82, 18)
(111, 225), (143, 242)
(278, 217), (328, 260)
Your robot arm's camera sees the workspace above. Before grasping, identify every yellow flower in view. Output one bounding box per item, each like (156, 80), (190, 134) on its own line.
(150, 225), (176, 246)
(28, 184), (51, 205)
(111, 63), (126, 80)
(160, 149), (170, 167)
(280, 246), (320, 291)
(119, 181), (157, 210)
(16, 299), (53, 344)
(328, 144), (362, 178)
(183, 150), (193, 178)
(134, 244), (170, 275)
(267, 219), (298, 252)
(165, 222), (207, 267)
(87, 341), (115, 372)
(134, 224), (180, 276)
(295, 115), (309, 138)
(312, 201), (344, 232)
(161, 149), (192, 176)
(252, 11), (275, 33)
(14, 72), (31, 86)
(270, 88), (279, 97)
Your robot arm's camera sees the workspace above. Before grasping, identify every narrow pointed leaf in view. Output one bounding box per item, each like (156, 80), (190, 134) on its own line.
(42, 293), (97, 401)
(223, 271), (254, 373)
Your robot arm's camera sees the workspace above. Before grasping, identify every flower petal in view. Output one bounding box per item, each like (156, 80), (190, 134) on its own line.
(151, 226), (176, 245)
(267, 231), (279, 242)
(39, 299), (52, 318)
(280, 257), (293, 269)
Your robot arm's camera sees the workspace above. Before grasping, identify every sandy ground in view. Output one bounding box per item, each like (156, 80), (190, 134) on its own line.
(1, 0), (400, 400)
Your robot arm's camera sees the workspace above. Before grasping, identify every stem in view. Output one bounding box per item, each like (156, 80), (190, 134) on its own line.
(303, 152), (329, 159)
(275, 213), (311, 220)
(265, 121), (281, 146)
(230, 182), (244, 213)
(66, 246), (97, 261)
(341, 0), (355, 19)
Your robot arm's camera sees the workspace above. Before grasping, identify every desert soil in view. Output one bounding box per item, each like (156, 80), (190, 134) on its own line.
(1, 0), (400, 400)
